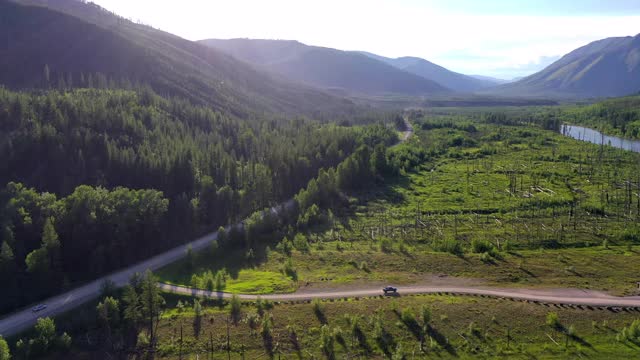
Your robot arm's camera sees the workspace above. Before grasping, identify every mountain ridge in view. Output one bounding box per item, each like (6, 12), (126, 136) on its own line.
(358, 52), (499, 92)
(489, 34), (640, 98)
(1, 0), (358, 118)
(200, 38), (450, 96)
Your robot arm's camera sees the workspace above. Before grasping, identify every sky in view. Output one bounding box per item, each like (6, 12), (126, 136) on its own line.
(92, 0), (640, 79)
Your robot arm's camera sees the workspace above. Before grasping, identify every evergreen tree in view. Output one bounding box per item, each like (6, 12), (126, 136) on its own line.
(0, 335), (9, 360)
(43, 64), (50, 85)
(140, 270), (164, 349)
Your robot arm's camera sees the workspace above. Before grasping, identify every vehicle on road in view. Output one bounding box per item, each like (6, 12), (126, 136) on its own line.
(31, 304), (47, 313)
(383, 286), (398, 294)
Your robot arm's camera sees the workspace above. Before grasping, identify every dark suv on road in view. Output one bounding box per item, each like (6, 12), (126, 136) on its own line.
(383, 286), (397, 294)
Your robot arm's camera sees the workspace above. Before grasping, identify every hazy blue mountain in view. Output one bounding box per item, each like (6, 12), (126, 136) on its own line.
(200, 39), (449, 96)
(470, 75), (511, 84)
(491, 34), (640, 98)
(359, 52), (498, 92)
(2, 0), (357, 117)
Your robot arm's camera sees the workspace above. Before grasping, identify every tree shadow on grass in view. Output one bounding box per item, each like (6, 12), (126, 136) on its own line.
(394, 311), (422, 341)
(353, 326), (373, 355)
(518, 266), (538, 278)
(375, 328), (396, 358)
(314, 306), (328, 325)
(193, 315), (202, 339)
(569, 333), (595, 350)
(426, 325), (457, 356)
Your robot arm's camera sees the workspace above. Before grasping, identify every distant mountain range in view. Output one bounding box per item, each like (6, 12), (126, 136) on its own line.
(2, 0), (639, 105)
(490, 34), (640, 98)
(204, 35), (640, 99)
(200, 39), (449, 96)
(358, 52), (501, 92)
(470, 75), (513, 85)
(1, 0), (357, 117)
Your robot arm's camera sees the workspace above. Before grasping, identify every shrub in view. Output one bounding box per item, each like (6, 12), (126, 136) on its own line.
(392, 343), (406, 360)
(214, 269), (227, 291)
(546, 312), (561, 330)
(433, 239), (463, 255)
(373, 315), (394, 354)
(229, 294), (242, 324)
(282, 258), (298, 280)
(312, 299), (324, 319)
(245, 312), (260, 334)
(401, 308), (416, 325)
(245, 248), (255, 262)
(56, 332), (72, 352)
(379, 237), (393, 253)
(276, 238), (293, 255)
(619, 319), (640, 342)
(359, 261), (370, 272)
(471, 239), (493, 253)
(293, 233), (310, 253)
(261, 314), (274, 355)
(206, 276), (214, 292)
(137, 331), (150, 348)
(320, 325), (335, 359)
(255, 297), (273, 316)
(421, 306), (432, 326)
(210, 239), (219, 256)
(193, 299), (202, 318)
(333, 326), (346, 348)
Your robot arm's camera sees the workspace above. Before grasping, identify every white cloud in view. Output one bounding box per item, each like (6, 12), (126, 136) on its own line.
(92, 0), (640, 78)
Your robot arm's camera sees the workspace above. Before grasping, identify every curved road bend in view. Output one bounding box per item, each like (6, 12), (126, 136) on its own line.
(0, 119), (418, 337)
(159, 283), (640, 308)
(0, 201), (294, 337)
(0, 117), (417, 337)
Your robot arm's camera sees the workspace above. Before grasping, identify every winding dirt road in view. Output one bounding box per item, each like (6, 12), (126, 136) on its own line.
(158, 283), (640, 308)
(399, 116), (413, 142)
(0, 120), (417, 338)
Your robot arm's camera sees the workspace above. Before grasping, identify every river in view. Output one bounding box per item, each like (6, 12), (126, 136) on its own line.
(560, 124), (640, 153)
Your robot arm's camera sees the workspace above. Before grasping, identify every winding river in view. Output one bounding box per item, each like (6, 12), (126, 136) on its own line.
(560, 124), (640, 153)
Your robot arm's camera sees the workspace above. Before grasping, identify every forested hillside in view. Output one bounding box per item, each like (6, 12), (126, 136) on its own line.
(0, 86), (398, 314)
(1, 0), (356, 118)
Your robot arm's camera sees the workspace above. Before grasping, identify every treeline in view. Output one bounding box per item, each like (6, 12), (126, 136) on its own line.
(563, 96), (640, 139)
(0, 87), (369, 201)
(0, 183), (169, 310)
(435, 96), (640, 139)
(0, 86), (398, 314)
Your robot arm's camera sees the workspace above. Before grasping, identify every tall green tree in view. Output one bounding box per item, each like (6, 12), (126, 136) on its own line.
(31, 317), (57, 355)
(97, 296), (120, 348)
(229, 294), (242, 325)
(43, 64), (50, 85)
(0, 242), (14, 265)
(42, 217), (61, 273)
(122, 285), (142, 327)
(0, 335), (9, 360)
(140, 270), (164, 350)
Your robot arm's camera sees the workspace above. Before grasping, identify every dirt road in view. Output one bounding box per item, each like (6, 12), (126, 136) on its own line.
(158, 283), (640, 308)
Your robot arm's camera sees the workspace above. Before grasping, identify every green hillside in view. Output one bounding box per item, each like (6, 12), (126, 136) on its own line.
(1, 0), (356, 118)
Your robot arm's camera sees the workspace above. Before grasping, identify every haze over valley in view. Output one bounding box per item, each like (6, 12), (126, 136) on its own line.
(0, 1), (639, 359)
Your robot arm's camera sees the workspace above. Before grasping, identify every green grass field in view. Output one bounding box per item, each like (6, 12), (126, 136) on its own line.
(152, 292), (640, 359)
(157, 115), (640, 296)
